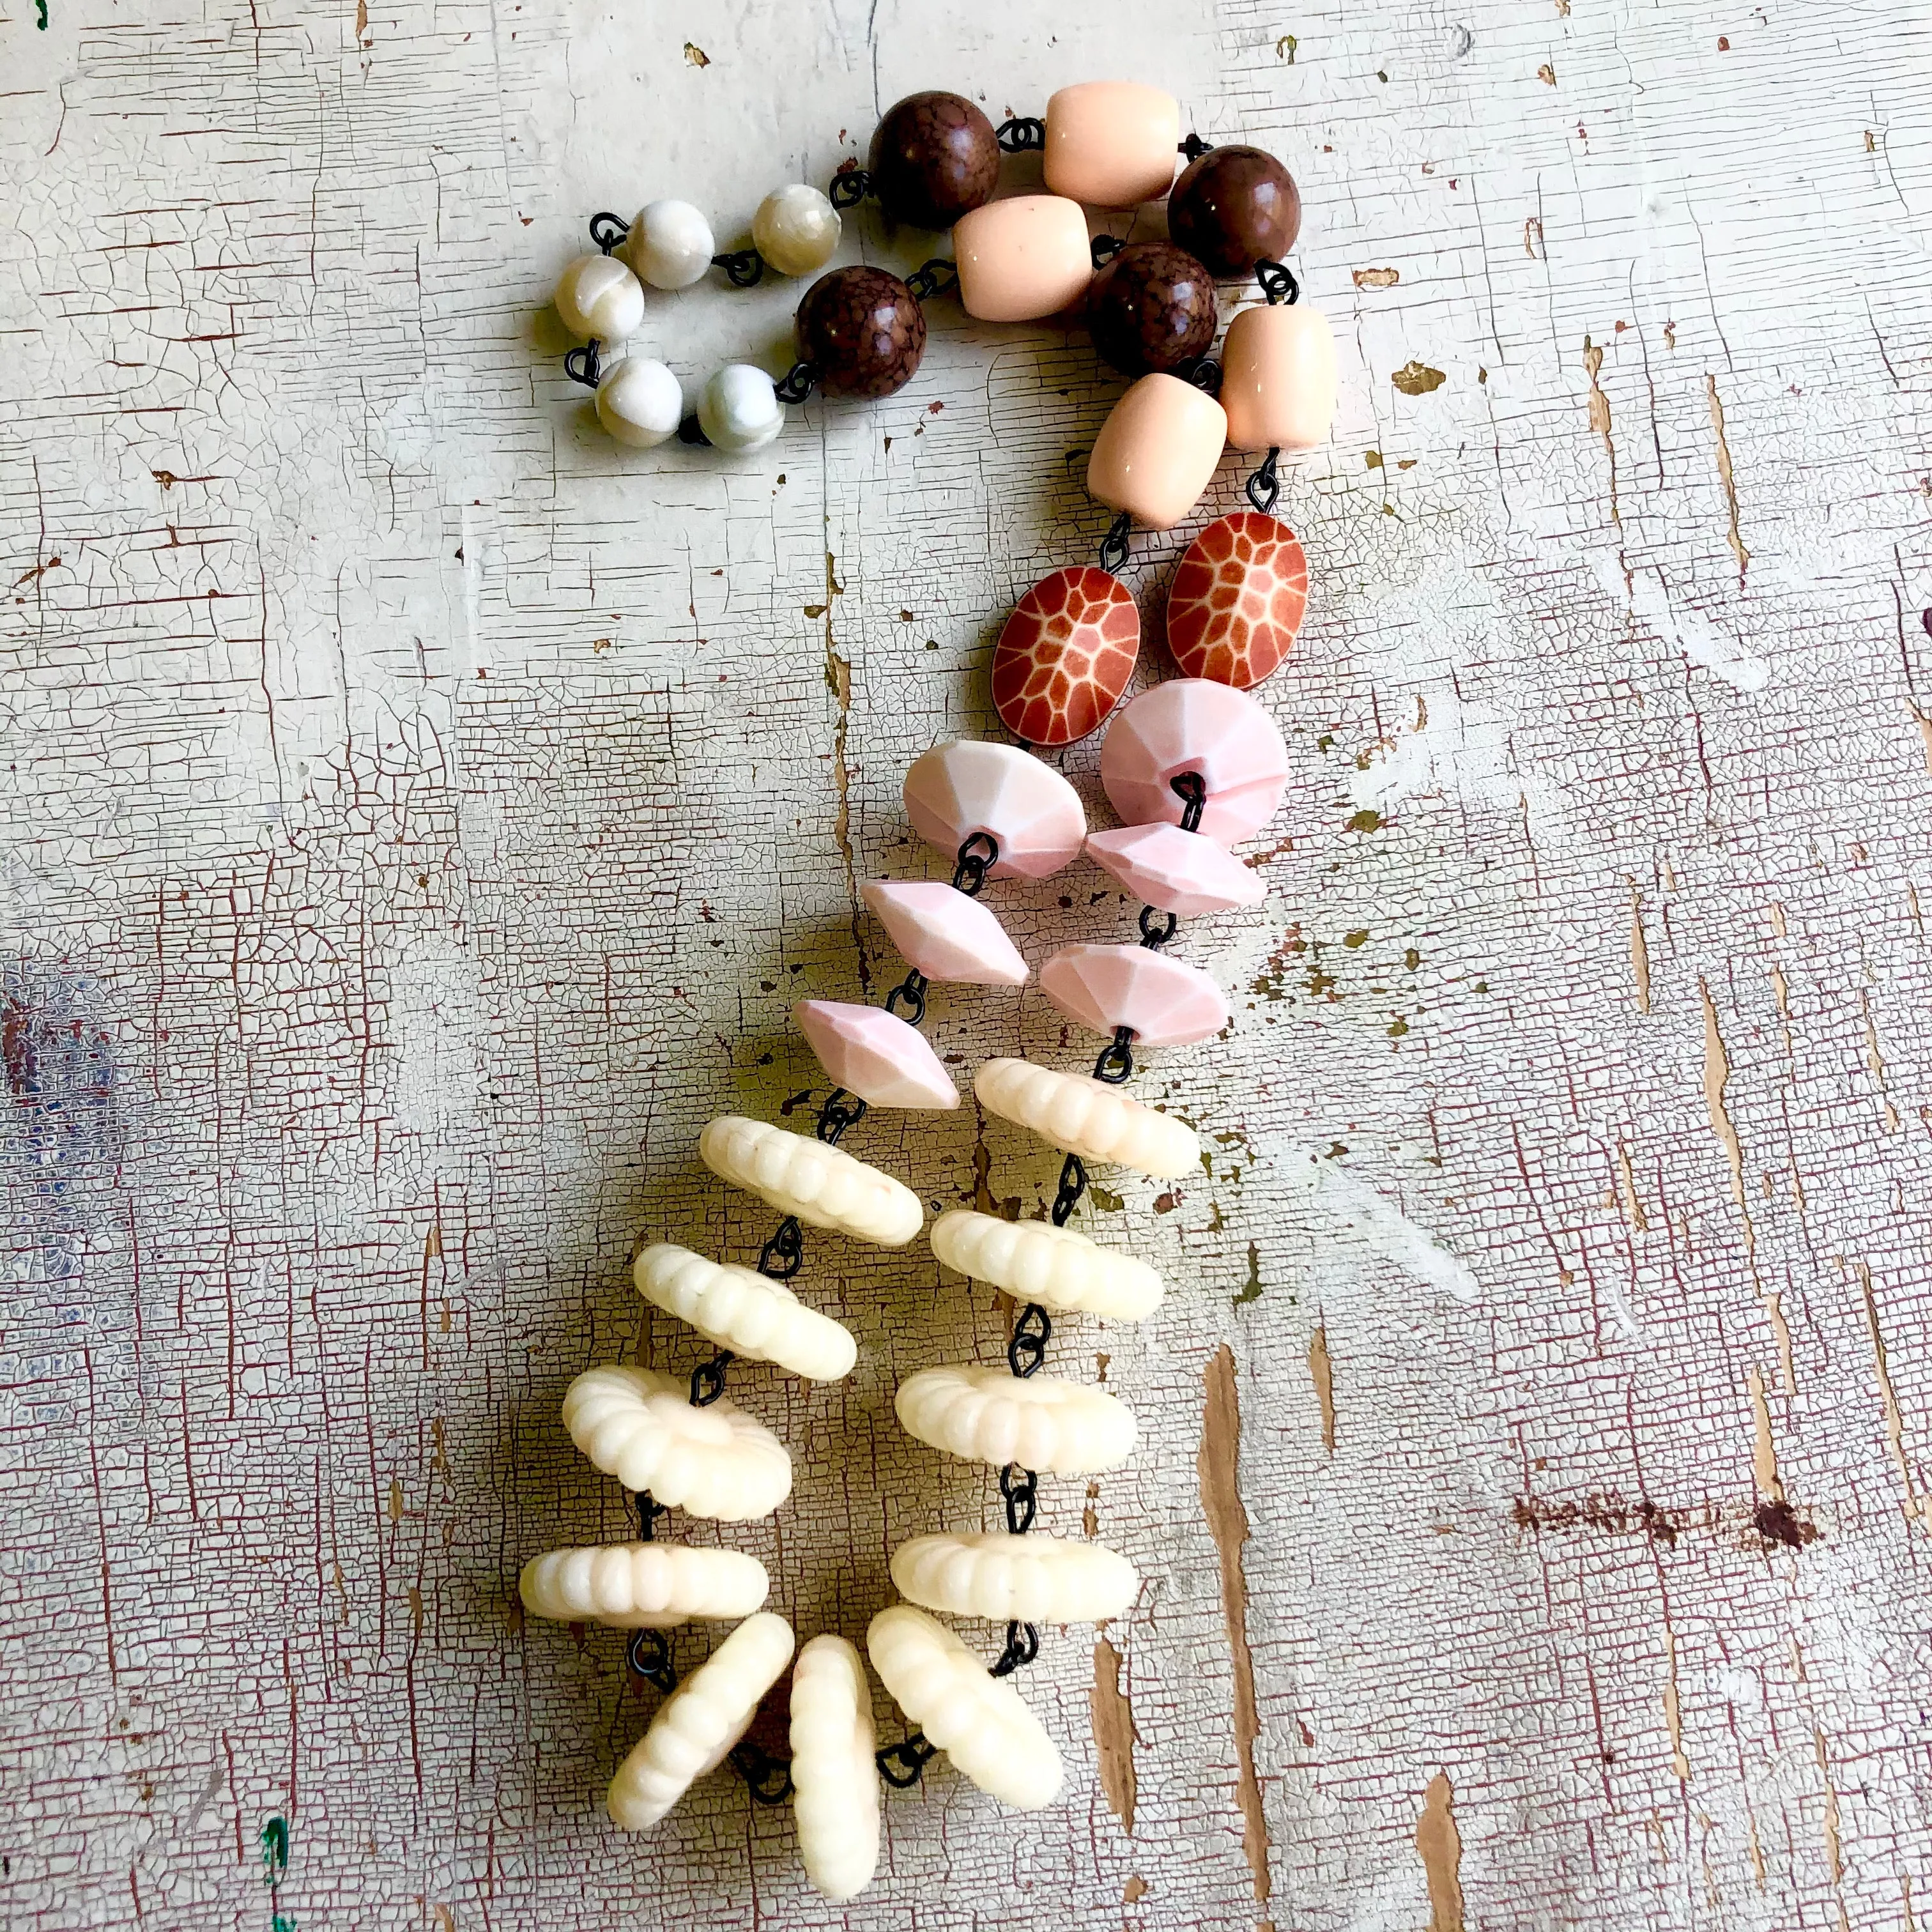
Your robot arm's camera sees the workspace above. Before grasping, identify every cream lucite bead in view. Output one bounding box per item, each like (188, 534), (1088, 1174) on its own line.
(753, 183), (842, 277)
(553, 252), (646, 341)
(627, 197), (716, 289)
(928, 1207), (1163, 1321)
(595, 356), (683, 448)
(974, 1057), (1199, 1177)
(1085, 372), (1228, 530)
(891, 1531), (1139, 1623)
(562, 1365), (793, 1521)
(867, 1605), (1062, 1809)
(1043, 81), (1182, 207)
(789, 1636), (880, 1902)
(608, 1612), (796, 1830)
(793, 1000), (960, 1110)
(633, 1242), (857, 1381)
(903, 740), (1087, 879)
(861, 880), (1030, 986)
(896, 1364), (1137, 1473)
(697, 364), (784, 453)
(1039, 943), (1230, 1047)
(518, 1541), (770, 1629)
(1084, 823), (1266, 916)
(1221, 302), (1338, 452)
(698, 1116), (924, 1246)
(954, 194), (1093, 322)
(1100, 678), (1291, 844)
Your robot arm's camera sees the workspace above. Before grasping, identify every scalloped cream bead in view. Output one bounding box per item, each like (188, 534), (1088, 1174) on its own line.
(698, 1115), (923, 1246)
(608, 1612), (796, 1830)
(891, 1531), (1138, 1623)
(896, 1365), (1137, 1473)
(562, 1365), (792, 1521)
(789, 1635), (880, 1901)
(928, 1208), (1162, 1321)
(518, 1542), (770, 1629)
(866, 1604), (1062, 1809)
(974, 1057), (1199, 1178)
(634, 1242), (857, 1381)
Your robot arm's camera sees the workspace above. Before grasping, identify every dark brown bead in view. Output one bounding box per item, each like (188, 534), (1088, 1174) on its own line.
(868, 91), (1001, 231)
(1085, 241), (1217, 376)
(795, 266), (928, 399)
(1167, 145), (1301, 277)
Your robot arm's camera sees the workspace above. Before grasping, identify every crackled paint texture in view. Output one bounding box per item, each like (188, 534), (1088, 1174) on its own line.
(3, 0), (1931, 1927)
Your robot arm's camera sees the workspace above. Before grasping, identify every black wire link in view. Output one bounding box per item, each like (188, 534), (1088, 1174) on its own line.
(689, 1350), (733, 1407)
(1000, 1462), (1039, 1534)
(1091, 234), (1126, 270)
(625, 1627), (678, 1691)
(563, 342), (602, 388)
(1175, 354), (1223, 398)
(588, 210), (630, 254)
(1179, 132), (1214, 161)
(1092, 1026), (1136, 1084)
(712, 247), (765, 287)
(1138, 903), (1179, 950)
(1172, 768), (1208, 833)
(884, 967), (928, 1027)
(988, 1620), (1041, 1676)
(635, 1491), (669, 1541)
(677, 413), (710, 446)
(829, 167), (872, 210)
(1245, 446), (1282, 515)
(757, 1215), (804, 1279)
(904, 257), (958, 302)
(774, 360), (818, 404)
(816, 1089), (868, 1145)
(1098, 509), (1133, 573)
(1050, 1151), (1088, 1228)
(951, 831), (999, 896)
(996, 116), (1046, 152)
(877, 1733), (939, 1786)
(1008, 1303), (1052, 1379)
(728, 1740), (795, 1803)
(1256, 258), (1300, 305)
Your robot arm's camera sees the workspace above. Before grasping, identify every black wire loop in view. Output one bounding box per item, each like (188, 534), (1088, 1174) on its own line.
(951, 831), (999, 896)
(829, 167), (872, 210)
(1179, 132), (1214, 160)
(1245, 446), (1282, 515)
(712, 247), (765, 288)
(1000, 1462), (1039, 1535)
(677, 413), (710, 446)
(996, 116), (1046, 152)
(1091, 234), (1126, 270)
(1050, 1151), (1088, 1228)
(728, 1740), (795, 1803)
(816, 1089), (868, 1145)
(1172, 769), (1208, 834)
(1257, 258), (1300, 305)
(1098, 509), (1133, 573)
(774, 361), (818, 404)
(757, 1215), (804, 1279)
(635, 1491), (669, 1541)
(689, 1351), (733, 1407)
(904, 258), (958, 302)
(884, 967), (928, 1027)
(563, 342), (602, 388)
(1138, 904), (1179, 950)
(877, 1733), (939, 1786)
(988, 1620), (1041, 1677)
(588, 210), (630, 254)
(1175, 354), (1223, 398)
(625, 1626), (678, 1691)
(1092, 1026), (1137, 1084)
(1008, 1303), (1052, 1379)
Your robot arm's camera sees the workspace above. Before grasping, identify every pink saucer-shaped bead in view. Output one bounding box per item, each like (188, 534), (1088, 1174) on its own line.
(861, 880), (1030, 986)
(795, 1001), (960, 1109)
(903, 740), (1087, 879)
(1084, 824), (1266, 917)
(1098, 680), (1289, 845)
(1038, 945), (1229, 1047)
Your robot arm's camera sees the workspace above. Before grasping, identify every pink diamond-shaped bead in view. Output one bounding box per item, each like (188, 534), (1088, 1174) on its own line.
(1084, 824), (1266, 917)
(795, 1000), (960, 1109)
(861, 881), (1030, 986)
(1038, 945), (1229, 1047)
(903, 740), (1087, 879)
(1098, 680), (1289, 845)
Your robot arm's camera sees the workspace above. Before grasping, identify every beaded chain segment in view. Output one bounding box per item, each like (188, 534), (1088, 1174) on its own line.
(522, 77), (1333, 1900)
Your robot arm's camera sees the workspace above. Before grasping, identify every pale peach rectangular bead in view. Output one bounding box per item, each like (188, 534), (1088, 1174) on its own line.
(1220, 303), (1338, 452)
(1043, 81), (1181, 208)
(954, 195), (1094, 322)
(1085, 374), (1228, 530)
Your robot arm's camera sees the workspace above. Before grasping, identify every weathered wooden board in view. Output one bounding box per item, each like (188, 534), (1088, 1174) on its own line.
(4, 0), (1931, 1925)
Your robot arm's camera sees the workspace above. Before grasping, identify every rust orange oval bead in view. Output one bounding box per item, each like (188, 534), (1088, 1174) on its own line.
(992, 567), (1141, 747)
(1163, 511), (1307, 689)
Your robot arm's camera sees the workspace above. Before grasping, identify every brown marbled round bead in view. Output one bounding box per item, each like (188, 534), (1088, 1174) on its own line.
(1167, 145), (1302, 277)
(795, 266), (928, 399)
(1085, 241), (1217, 377)
(868, 91), (1001, 231)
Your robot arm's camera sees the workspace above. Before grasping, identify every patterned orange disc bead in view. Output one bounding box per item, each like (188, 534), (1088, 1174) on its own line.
(991, 566), (1141, 746)
(1163, 510), (1308, 689)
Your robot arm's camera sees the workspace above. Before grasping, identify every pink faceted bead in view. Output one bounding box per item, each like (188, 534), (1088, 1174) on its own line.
(1098, 680), (1289, 845)
(1038, 945), (1229, 1047)
(795, 1001), (960, 1109)
(861, 881), (1030, 986)
(1084, 824), (1266, 917)
(902, 740), (1087, 879)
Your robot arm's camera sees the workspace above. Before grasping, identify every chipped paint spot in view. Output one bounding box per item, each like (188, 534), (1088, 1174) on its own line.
(1857, 1261), (1929, 1531)
(1090, 1637), (1138, 1833)
(1416, 1772), (1464, 1930)
(1583, 337), (1620, 527)
(1748, 1365), (1783, 1500)
(1699, 978), (1754, 1257)
(1353, 267), (1400, 289)
(1391, 360), (1446, 395)
(1629, 890), (1652, 1011)
(1706, 373), (1751, 579)
(1662, 1627), (1691, 1779)
(1308, 1325), (1336, 1451)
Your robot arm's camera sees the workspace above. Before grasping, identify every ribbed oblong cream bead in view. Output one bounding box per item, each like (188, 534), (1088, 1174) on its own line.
(895, 1364), (1137, 1473)
(789, 1636), (880, 1901)
(890, 1531), (1138, 1622)
(698, 1115), (924, 1246)
(633, 1242), (857, 1381)
(974, 1057), (1199, 1177)
(928, 1208), (1163, 1321)
(518, 1542), (769, 1628)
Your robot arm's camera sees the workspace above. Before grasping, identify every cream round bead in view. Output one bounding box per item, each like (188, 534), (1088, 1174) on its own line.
(594, 357), (682, 448)
(553, 252), (645, 341)
(697, 364), (784, 453)
(752, 183), (841, 277)
(627, 198), (716, 289)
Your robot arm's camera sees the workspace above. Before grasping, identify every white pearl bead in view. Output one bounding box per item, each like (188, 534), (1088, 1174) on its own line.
(595, 357), (683, 448)
(628, 199), (716, 290)
(552, 253), (644, 341)
(751, 184), (841, 278)
(697, 365), (783, 454)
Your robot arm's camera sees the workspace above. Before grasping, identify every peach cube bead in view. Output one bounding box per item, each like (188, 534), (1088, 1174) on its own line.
(1221, 303), (1338, 453)
(1085, 374), (1228, 531)
(954, 195), (1093, 323)
(1043, 82), (1181, 208)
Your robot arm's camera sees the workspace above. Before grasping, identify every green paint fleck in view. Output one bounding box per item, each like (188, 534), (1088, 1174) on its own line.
(1232, 1241), (1263, 1305)
(260, 1818), (289, 1886)
(1276, 33), (1297, 61)
(1404, 947), (1421, 970)
(1388, 1015), (1409, 1036)
(1345, 809), (1383, 833)
(1343, 929), (1369, 948)
(36, 0), (48, 24)
(1086, 1183), (1124, 1213)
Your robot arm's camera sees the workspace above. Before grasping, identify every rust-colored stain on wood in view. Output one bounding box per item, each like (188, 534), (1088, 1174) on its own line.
(1416, 1771), (1464, 1931)
(1090, 1636), (1138, 1834)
